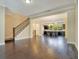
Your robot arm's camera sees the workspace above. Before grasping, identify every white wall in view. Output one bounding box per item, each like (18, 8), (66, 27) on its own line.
(66, 9), (76, 44)
(74, 6), (78, 48)
(15, 25), (30, 40)
(0, 6), (5, 45)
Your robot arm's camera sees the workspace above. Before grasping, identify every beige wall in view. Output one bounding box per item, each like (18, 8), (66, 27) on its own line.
(13, 14), (27, 27)
(5, 15), (13, 40)
(5, 11), (27, 40)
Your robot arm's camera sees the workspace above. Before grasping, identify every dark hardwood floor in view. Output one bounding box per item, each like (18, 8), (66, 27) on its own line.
(4, 36), (77, 59)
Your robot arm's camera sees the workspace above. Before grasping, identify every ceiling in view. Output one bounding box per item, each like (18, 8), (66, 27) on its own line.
(0, 0), (76, 17)
(32, 13), (67, 24)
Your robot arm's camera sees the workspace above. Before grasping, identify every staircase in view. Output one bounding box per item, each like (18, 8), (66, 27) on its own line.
(13, 18), (30, 41)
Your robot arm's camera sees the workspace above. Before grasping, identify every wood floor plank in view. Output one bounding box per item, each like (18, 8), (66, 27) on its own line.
(5, 36), (78, 59)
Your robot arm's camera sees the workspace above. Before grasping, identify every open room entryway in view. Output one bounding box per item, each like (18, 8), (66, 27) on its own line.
(31, 13), (67, 38)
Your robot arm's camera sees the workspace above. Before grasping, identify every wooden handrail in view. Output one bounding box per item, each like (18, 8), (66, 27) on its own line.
(14, 18), (29, 29)
(13, 18), (30, 40)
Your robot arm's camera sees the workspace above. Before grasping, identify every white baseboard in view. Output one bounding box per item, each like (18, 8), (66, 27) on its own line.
(67, 42), (75, 44)
(67, 42), (78, 50)
(15, 37), (31, 40)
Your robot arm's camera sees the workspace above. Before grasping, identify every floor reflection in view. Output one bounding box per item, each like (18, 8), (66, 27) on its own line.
(5, 36), (77, 59)
(41, 36), (66, 47)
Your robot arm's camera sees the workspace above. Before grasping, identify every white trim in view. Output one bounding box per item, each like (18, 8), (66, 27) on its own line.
(15, 37), (31, 40)
(67, 42), (75, 44)
(67, 42), (78, 50)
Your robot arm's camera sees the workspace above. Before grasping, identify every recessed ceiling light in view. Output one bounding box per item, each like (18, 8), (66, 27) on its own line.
(26, 0), (31, 4)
